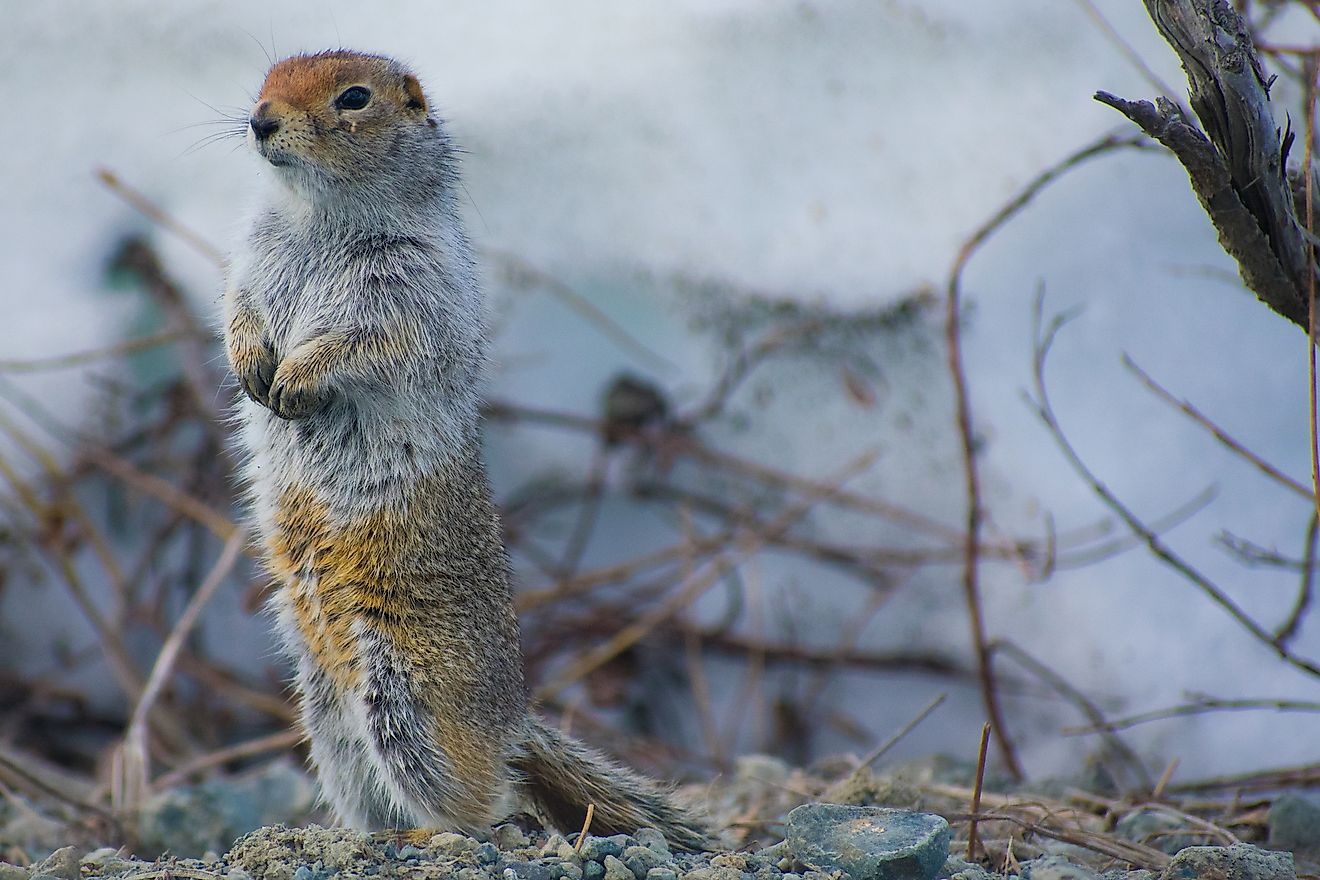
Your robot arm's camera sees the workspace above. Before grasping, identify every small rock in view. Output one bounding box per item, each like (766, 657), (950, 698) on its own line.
(81, 849), (120, 865)
(1163, 844), (1294, 880)
(786, 804), (950, 880)
(477, 843), (502, 865)
(433, 832), (480, 855)
(585, 861), (606, 880)
(30, 848), (80, 880)
(635, 829), (672, 858)
(560, 843), (583, 862)
(781, 875), (802, 880)
(647, 870), (679, 880)
(398, 845), (424, 861)
(559, 865), (585, 880)
(507, 864), (554, 880)
(1269, 793), (1320, 854)
(624, 845), (668, 879)
(755, 843), (787, 863)
(939, 856), (992, 880)
(1018, 856), (1096, 880)
(1114, 809), (1198, 855)
(0, 865), (30, 880)
(581, 837), (627, 863)
(293, 868), (314, 880)
(495, 825), (531, 850)
(226, 870), (254, 880)
(604, 856), (635, 880)
(709, 856), (749, 872)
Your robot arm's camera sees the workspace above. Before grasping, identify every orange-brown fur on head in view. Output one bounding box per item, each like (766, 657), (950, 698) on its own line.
(249, 50), (433, 180)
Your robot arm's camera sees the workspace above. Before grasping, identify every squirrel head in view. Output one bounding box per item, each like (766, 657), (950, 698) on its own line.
(249, 51), (448, 206)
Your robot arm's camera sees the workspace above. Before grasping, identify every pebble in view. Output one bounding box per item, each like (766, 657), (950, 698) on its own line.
(1164, 844), (1294, 880)
(624, 845), (668, 879)
(0, 866), (30, 880)
(432, 832), (480, 855)
(1268, 793), (1320, 854)
(557, 863), (585, 880)
(1017, 856), (1097, 880)
(580, 837), (630, 863)
(477, 843), (502, 865)
(495, 824), (531, 850)
(507, 863), (554, 880)
(293, 867), (314, 880)
(939, 856), (993, 880)
(646, 870), (678, 880)
(585, 860), (606, 880)
(635, 829), (671, 858)
(603, 855), (634, 880)
(786, 804), (950, 880)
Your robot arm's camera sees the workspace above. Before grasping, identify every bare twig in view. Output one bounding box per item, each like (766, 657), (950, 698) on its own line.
(1029, 295), (1320, 679)
(943, 130), (1142, 782)
(967, 723), (991, 861)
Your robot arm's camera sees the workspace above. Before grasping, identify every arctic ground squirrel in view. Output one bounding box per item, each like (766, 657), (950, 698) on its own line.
(222, 49), (706, 848)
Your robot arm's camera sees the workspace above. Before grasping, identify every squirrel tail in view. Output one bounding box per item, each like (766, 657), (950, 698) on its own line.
(512, 714), (709, 852)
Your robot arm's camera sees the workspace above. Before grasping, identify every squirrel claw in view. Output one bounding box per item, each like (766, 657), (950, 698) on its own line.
(238, 356), (275, 408)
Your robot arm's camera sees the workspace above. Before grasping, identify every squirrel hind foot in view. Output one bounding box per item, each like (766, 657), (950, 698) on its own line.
(513, 715), (710, 852)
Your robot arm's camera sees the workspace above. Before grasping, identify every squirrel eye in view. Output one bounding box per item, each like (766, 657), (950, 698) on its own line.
(335, 86), (372, 110)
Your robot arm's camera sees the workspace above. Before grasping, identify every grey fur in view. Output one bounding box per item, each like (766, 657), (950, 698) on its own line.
(224, 50), (707, 849)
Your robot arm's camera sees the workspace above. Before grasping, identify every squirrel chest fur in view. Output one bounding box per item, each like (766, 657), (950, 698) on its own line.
(222, 50), (705, 847)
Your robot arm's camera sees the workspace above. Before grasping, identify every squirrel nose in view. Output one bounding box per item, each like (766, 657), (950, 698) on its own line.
(250, 106), (280, 141)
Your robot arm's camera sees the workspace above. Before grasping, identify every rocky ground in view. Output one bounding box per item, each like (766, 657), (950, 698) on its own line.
(1, 755), (1317, 880)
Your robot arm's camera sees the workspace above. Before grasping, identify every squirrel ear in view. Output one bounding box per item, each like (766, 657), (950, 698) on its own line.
(402, 74), (428, 113)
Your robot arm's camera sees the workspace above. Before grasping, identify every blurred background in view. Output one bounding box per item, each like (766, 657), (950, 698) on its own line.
(3, 0), (1320, 853)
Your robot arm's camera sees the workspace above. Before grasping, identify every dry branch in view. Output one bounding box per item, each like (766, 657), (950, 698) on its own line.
(1095, 0), (1314, 331)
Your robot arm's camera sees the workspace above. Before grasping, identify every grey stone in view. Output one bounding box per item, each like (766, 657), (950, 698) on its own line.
(542, 835), (570, 858)
(293, 867), (314, 880)
(786, 804), (950, 880)
(1269, 793), (1320, 854)
(625, 845), (669, 879)
(477, 843), (502, 865)
(1114, 809), (1199, 855)
(508, 864), (554, 880)
(1163, 844), (1294, 880)
(938, 855), (992, 880)
(398, 846), (424, 861)
(81, 849), (120, 865)
(0, 866), (30, 880)
(1098, 872), (1155, 880)
(31, 847), (81, 880)
(558, 865), (585, 880)
(581, 837), (627, 863)
(495, 825), (531, 850)
(226, 870), (254, 880)
(585, 861), (606, 880)
(1018, 856), (1097, 880)
(754, 843), (787, 863)
(604, 856), (635, 880)
(635, 829), (672, 858)
(647, 870), (679, 880)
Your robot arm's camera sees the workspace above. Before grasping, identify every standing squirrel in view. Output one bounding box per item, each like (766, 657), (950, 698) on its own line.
(222, 50), (706, 849)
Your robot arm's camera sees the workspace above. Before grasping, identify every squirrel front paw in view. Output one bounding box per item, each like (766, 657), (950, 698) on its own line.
(268, 352), (333, 420)
(229, 335), (277, 409)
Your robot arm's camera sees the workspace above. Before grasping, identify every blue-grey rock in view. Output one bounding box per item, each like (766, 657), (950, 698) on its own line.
(585, 860), (606, 880)
(0, 867), (30, 880)
(293, 867), (314, 880)
(507, 863), (554, 880)
(433, 832), (480, 855)
(559, 865), (585, 880)
(477, 843), (502, 865)
(1269, 793), (1320, 854)
(647, 869), (679, 880)
(1018, 856), (1096, 880)
(581, 836), (627, 863)
(398, 845), (424, 861)
(786, 804), (950, 880)
(1163, 844), (1294, 880)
